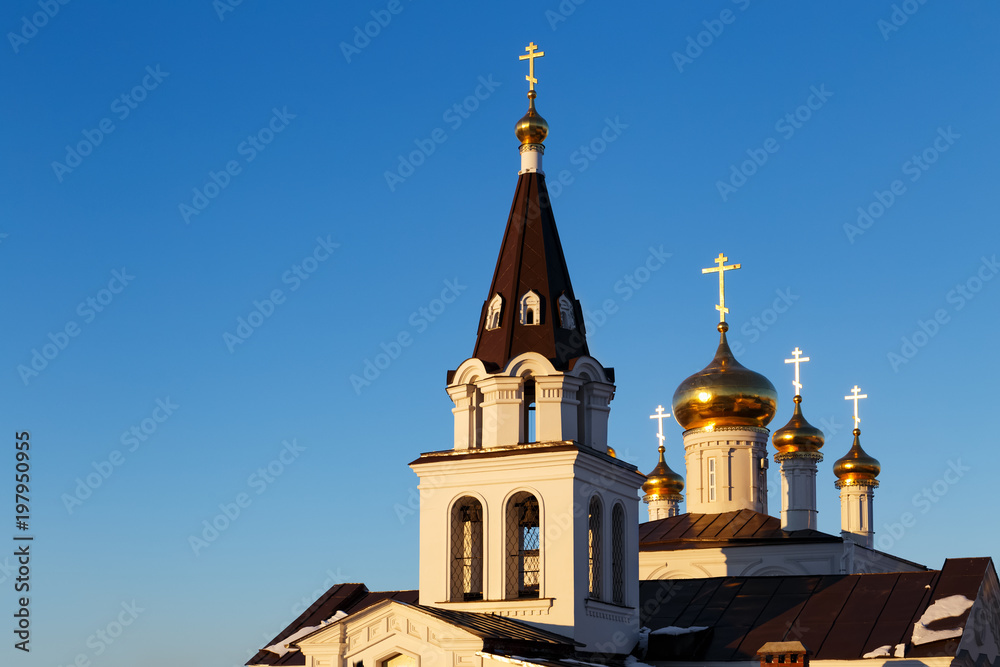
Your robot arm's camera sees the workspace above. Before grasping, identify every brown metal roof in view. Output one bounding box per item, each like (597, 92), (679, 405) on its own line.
(639, 557), (994, 662)
(638, 510), (842, 551)
(412, 603), (580, 654)
(465, 172), (590, 373)
(247, 585), (419, 666)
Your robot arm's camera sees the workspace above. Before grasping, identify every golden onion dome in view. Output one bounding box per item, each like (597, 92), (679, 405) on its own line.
(772, 395), (825, 454)
(642, 445), (684, 500)
(833, 429), (881, 484)
(515, 91), (548, 145)
(672, 323), (778, 431)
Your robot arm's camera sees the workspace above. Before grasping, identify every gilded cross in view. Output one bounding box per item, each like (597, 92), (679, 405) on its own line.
(519, 42), (545, 92)
(784, 347), (810, 396)
(649, 405), (671, 447)
(845, 385), (868, 429)
(701, 252), (741, 322)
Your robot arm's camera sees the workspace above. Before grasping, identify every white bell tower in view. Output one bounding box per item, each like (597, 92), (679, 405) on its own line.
(410, 44), (642, 655)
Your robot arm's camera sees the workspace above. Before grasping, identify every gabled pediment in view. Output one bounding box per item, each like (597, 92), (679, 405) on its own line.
(294, 600), (484, 663)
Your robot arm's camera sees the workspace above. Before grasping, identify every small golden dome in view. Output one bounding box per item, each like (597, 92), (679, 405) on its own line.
(642, 445), (685, 500)
(672, 323), (778, 431)
(515, 91), (548, 145)
(772, 395), (825, 454)
(607, 446), (617, 458)
(833, 429), (881, 484)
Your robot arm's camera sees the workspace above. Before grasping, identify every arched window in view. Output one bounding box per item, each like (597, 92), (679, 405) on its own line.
(611, 504), (625, 605)
(520, 291), (541, 326)
(505, 492), (540, 598)
(588, 496), (602, 599)
(708, 458), (717, 502)
(486, 294), (503, 331)
(451, 497), (483, 601)
(557, 294), (576, 329)
(382, 654), (416, 667)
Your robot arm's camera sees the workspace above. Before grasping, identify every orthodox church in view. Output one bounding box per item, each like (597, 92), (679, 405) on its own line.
(248, 45), (1000, 667)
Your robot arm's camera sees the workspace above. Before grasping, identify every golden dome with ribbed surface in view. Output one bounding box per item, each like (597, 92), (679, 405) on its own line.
(833, 429), (880, 485)
(772, 395), (825, 454)
(515, 91), (548, 145)
(642, 445), (684, 500)
(672, 323), (778, 431)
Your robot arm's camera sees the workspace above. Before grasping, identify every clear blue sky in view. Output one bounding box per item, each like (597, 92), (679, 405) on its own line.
(2, 1), (998, 665)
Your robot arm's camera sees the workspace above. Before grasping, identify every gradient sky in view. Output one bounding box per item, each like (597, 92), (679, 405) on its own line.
(2, 2), (999, 666)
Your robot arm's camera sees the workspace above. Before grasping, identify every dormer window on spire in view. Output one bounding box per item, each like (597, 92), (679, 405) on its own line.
(486, 294), (503, 331)
(557, 293), (575, 329)
(520, 291), (541, 326)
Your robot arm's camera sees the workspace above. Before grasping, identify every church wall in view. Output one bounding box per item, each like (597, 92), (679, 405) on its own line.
(638, 540), (926, 579)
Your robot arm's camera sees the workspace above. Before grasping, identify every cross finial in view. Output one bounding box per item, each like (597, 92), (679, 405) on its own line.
(844, 385), (868, 429)
(519, 42), (545, 92)
(701, 252), (741, 323)
(784, 347), (811, 396)
(649, 405), (671, 447)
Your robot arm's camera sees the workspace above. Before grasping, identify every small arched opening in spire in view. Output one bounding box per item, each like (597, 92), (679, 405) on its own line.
(486, 294), (503, 331)
(557, 293), (575, 329)
(520, 290), (541, 326)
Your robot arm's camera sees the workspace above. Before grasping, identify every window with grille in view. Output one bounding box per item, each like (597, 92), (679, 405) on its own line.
(450, 497), (483, 601)
(588, 496), (602, 599)
(708, 458), (717, 502)
(611, 503), (625, 605)
(505, 492), (540, 598)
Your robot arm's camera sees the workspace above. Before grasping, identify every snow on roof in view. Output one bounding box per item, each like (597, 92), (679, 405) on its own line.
(912, 595), (975, 646)
(862, 644), (905, 659)
(649, 626), (708, 636)
(265, 610), (348, 657)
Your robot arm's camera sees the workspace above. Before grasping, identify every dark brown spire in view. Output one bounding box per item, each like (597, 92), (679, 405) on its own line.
(472, 172), (589, 372)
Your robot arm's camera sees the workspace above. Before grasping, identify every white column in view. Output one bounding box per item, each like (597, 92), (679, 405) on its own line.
(581, 382), (615, 449)
(446, 384), (477, 450)
(838, 481), (876, 548)
(478, 376), (523, 447)
(777, 453), (821, 531)
(535, 375), (583, 442)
